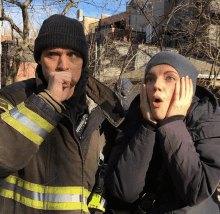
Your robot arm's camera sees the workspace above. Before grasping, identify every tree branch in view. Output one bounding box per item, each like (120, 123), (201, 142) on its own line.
(3, 0), (22, 7)
(184, 0), (213, 56)
(23, 0), (33, 8)
(61, 0), (81, 15)
(0, 16), (23, 38)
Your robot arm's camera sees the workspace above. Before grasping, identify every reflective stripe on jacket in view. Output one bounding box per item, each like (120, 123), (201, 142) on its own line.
(0, 175), (90, 212)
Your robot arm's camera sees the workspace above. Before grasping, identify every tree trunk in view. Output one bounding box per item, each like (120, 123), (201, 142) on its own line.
(6, 47), (23, 86)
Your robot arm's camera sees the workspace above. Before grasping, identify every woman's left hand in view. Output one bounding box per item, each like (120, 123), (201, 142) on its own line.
(166, 75), (193, 118)
(140, 81), (157, 124)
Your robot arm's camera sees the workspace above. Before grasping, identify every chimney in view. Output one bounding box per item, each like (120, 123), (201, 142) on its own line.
(101, 14), (110, 19)
(77, 9), (83, 21)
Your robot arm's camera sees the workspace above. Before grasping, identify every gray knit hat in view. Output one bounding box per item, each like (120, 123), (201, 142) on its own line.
(34, 14), (88, 68)
(145, 51), (199, 95)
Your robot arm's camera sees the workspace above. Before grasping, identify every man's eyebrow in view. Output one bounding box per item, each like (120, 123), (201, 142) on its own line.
(67, 49), (76, 52)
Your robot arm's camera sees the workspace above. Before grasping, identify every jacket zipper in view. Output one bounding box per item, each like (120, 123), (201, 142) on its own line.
(61, 113), (85, 214)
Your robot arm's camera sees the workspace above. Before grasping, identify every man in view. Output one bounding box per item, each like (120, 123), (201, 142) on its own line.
(0, 14), (124, 214)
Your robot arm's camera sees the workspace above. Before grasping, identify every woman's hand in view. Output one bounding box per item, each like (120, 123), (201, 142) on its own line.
(166, 75), (193, 118)
(140, 82), (157, 124)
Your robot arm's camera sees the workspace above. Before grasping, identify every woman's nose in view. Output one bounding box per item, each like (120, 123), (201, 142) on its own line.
(153, 79), (163, 91)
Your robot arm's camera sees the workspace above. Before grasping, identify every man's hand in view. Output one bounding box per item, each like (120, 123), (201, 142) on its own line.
(47, 72), (75, 102)
(166, 75), (193, 118)
(140, 82), (157, 124)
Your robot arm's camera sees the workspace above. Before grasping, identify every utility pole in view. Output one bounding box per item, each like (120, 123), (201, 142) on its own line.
(0, 0), (2, 89)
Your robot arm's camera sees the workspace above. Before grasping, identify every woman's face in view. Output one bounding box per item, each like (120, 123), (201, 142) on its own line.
(145, 64), (180, 120)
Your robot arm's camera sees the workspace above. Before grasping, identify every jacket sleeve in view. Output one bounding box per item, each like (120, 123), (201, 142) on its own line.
(157, 118), (220, 206)
(0, 93), (62, 178)
(105, 125), (156, 203)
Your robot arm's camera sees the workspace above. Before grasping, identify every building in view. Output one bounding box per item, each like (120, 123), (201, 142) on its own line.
(80, 0), (158, 44)
(80, 0), (186, 44)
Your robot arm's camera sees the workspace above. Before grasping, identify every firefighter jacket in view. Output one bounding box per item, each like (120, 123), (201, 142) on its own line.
(0, 74), (124, 214)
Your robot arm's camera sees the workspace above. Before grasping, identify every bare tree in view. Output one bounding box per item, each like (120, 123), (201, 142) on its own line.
(131, 0), (220, 89)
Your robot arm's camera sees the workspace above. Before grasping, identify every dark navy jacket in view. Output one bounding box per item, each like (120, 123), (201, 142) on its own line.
(105, 85), (220, 214)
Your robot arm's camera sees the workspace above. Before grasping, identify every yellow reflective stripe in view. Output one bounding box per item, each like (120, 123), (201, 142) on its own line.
(0, 175), (91, 212)
(0, 105), (8, 112)
(17, 102), (54, 132)
(1, 102), (55, 145)
(0, 187), (89, 211)
(47, 202), (89, 211)
(5, 175), (90, 196)
(1, 111), (43, 145)
(88, 193), (106, 212)
(5, 175), (17, 184)
(0, 98), (14, 111)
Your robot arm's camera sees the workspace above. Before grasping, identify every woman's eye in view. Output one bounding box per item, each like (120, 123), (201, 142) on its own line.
(146, 77), (154, 83)
(166, 76), (175, 81)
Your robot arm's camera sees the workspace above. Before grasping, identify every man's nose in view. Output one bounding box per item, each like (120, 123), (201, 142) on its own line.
(57, 55), (69, 71)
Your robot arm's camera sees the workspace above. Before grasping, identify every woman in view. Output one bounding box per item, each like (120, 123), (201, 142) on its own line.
(105, 51), (220, 214)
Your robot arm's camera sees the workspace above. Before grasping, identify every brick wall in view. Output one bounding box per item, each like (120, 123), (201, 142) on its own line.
(2, 29), (12, 41)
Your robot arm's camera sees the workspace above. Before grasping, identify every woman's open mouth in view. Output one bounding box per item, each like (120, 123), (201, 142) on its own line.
(152, 97), (163, 108)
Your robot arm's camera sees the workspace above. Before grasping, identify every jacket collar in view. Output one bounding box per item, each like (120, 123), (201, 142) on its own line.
(86, 75), (125, 127)
(35, 73), (47, 93)
(36, 72), (125, 127)
(185, 85), (219, 128)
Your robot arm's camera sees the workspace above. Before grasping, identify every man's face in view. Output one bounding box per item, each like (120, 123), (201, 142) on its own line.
(145, 64), (180, 120)
(38, 47), (83, 99)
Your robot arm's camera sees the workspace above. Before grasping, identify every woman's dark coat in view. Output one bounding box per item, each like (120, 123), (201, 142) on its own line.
(105, 85), (220, 214)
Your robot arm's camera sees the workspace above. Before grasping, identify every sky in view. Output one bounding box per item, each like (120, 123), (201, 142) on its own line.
(1, 0), (128, 33)
(76, 0), (127, 19)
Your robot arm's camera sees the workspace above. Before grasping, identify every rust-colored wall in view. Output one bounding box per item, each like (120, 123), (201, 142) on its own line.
(16, 62), (37, 82)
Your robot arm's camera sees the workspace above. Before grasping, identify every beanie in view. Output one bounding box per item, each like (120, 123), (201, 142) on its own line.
(34, 14), (88, 68)
(145, 51), (199, 96)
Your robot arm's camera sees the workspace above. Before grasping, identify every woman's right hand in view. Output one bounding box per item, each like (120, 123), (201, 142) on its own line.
(140, 82), (157, 124)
